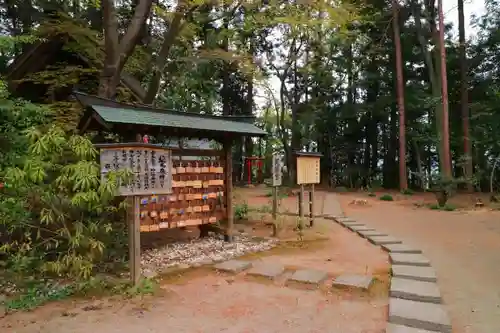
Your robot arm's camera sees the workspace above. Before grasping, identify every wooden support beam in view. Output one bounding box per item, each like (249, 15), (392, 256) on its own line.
(299, 184), (305, 230)
(128, 196), (141, 285)
(272, 186), (278, 220)
(309, 184), (315, 227)
(224, 139), (234, 242)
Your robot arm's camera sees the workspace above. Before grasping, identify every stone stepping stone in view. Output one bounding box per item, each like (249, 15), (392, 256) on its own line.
(390, 278), (441, 304)
(382, 243), (422, 254)
(389, 298), (451, 333)
(386, 323), (437, 333)
(332, 274), (374, 291)
(247, 262), (285, 279)
(390, 253), (431, 267)
(348, 225), (375, 232)
(288, 269), (328, 285)
(392, 265), (437, 283)
(335, 217), (355, 222)
(358, 230), (388, 238)
(341, 222), (366, 228)
(368, 235), (403, 245)
(214, 260), (252, 273)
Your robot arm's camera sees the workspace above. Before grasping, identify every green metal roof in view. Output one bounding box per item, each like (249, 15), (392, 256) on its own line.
(90, 104), (267, 137)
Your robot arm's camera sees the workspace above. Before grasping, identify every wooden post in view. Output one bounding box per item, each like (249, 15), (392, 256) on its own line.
(309, 184), (315, 227)
(299, 184), (305, 229)
(128, 196), (141, 285)
(224, 139), (234, 242)
(272, 186), (278, 220)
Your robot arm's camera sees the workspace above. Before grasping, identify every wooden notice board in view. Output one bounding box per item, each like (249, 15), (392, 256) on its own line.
(100, 146), (173, 196)
(296, 156), (320, 185)
(97, 143), (226, 231)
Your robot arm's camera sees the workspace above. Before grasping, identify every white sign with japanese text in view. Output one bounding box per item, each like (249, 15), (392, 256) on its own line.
(272, 154), (283, 187)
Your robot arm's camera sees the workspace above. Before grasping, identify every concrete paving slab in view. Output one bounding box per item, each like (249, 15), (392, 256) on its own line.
(335, 217), (355, 223)
(214, 260), (252, 273)
(368, 235), (403, 245)
(247, 262), (285, 279)
(288, 269), (328, 285)
(341, 221), (365, 228)
(389, 298), (451, 333)
(348, 225), (375, 232)
(357, 230), (388, 238)
(386, 323), (437, 333)
(382, 243), (422, 254)
(390, 278), (442, 304)
(390, 253), (431, 267)
(332, 274), (374, 291)
(392, 265), (437, 282)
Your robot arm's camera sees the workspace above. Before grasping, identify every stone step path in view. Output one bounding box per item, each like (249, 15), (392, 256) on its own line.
(329, 213), (452, 333)
(213, 259), (375, 292)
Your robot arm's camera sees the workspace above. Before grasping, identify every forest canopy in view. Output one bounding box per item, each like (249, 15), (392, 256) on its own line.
(1, 0), (500, 192)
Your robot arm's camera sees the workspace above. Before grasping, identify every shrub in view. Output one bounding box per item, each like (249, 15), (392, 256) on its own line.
(401, 188), (414, 195)
(427, 203), (456, 211)
(428, 203), (440, 210)
(234, 202), (249, 220)
(1, 126), (130, 279)
(443, 204), (457, 211)
(379, 194), (394, 201)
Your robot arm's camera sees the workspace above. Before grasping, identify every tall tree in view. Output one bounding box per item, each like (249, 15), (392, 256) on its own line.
(393, 0), (408, 189)
(458, 0), (472, 189)
(437, 0), (452, 177)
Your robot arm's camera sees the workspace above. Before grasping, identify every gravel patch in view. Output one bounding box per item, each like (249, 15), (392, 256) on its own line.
(141, 235), (278, 273)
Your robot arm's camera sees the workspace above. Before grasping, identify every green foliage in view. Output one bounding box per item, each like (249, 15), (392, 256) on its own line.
(234, 202), (249, 220)
(430, 175), (467, 206)
(428, 203), (457, 211)
(401, 188), (414, 196)
(1, 126), (131, 279)
(379, 194), (394, 201)
(0, 87), (50, 170)
(3, 282), (73, 311)
(2, 276), (157, 312)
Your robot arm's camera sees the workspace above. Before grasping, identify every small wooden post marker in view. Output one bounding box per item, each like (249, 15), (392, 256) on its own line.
(271, 153), (283, 221)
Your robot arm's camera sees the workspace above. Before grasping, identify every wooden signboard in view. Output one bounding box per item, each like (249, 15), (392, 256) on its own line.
(100, 146), (172, 196)
(97, 143), (228, 286)
(272, 153), (283, 187)
(296, 156), (320, 185)
(295, 151), (322, 229)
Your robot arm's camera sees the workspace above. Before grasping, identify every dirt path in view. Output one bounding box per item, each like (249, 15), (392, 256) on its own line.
(2, 218), (389, 333)
(336, 193), (500, 333)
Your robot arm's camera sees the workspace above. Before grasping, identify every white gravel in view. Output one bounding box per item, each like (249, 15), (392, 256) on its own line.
(141, 235), (278, 274)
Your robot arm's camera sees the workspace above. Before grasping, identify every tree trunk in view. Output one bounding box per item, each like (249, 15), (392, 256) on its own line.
(393, 0), (408, 190)
(437, 0), (452, 178)
(98, 0), (153, 99)
(143, 1), (187, 104)
(243, 38), (255, 183)
(458, 0), (473, 190)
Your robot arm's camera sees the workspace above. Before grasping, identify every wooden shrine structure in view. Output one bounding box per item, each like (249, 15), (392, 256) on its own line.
(75, 92), (266, 284)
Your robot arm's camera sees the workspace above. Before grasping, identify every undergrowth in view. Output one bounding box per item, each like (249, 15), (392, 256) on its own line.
(1, 277), (157, 312)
